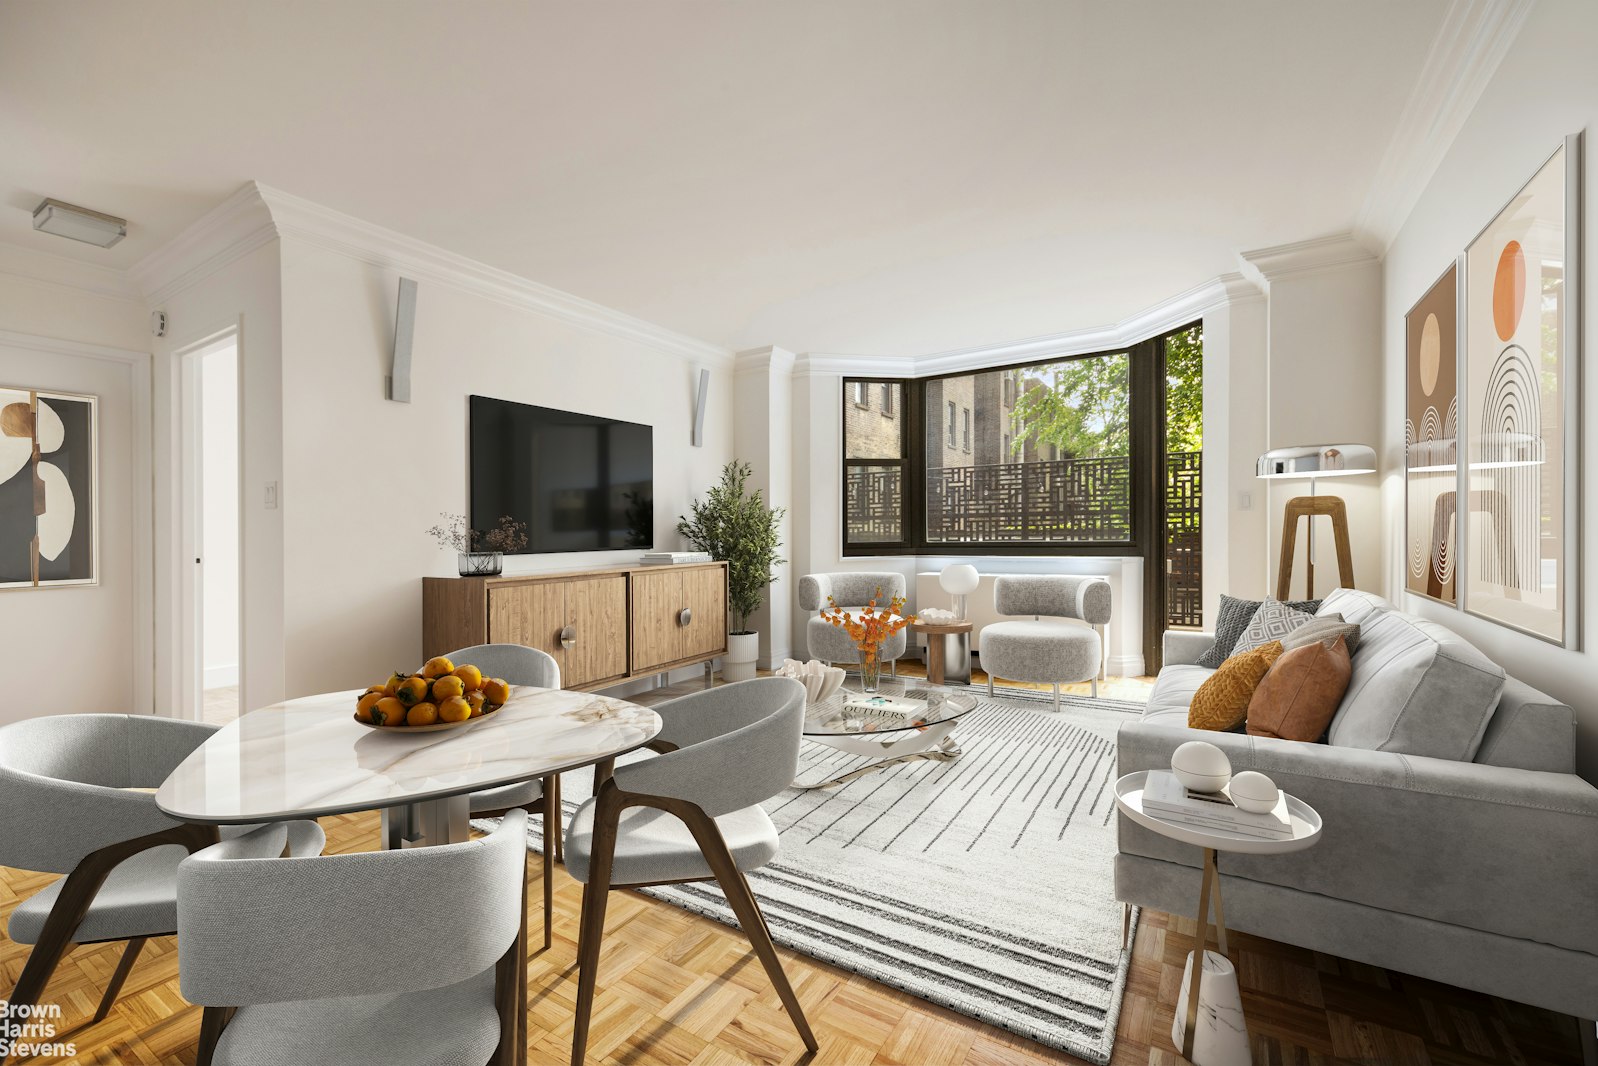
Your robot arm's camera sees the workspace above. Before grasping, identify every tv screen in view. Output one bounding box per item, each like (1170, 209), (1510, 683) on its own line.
(469, 395), (653, 554)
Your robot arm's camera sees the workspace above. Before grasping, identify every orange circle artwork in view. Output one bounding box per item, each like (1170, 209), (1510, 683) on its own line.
(1492, 240), (1525, 342)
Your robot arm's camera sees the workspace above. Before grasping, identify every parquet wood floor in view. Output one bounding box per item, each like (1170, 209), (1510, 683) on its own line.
(1, 670), (1583, 1065)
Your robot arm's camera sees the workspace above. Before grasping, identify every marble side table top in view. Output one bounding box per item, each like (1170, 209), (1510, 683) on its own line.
(156, 686), (661, 824)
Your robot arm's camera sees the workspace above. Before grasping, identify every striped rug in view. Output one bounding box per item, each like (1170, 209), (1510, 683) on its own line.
(493, 687), (1144, 1065)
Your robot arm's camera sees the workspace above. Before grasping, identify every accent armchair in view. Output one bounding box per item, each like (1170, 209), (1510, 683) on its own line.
(798, 571), (908, 673)
(980, 575), (1111, 709)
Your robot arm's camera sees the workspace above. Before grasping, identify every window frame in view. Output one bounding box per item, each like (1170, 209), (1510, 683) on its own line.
(841, 376), (915, 552)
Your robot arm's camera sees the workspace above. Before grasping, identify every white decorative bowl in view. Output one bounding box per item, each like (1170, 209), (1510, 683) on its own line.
(775, 659), (847, 704)
(1171, 740), (1232, 793)
(1227, 770), (1280, 813)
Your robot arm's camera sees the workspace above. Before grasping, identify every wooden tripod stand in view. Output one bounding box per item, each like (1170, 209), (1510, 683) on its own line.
(1276, 494), (1354, 601)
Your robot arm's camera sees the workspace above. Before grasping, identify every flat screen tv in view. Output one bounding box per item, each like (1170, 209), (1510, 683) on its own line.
(469, 395), (653, 554)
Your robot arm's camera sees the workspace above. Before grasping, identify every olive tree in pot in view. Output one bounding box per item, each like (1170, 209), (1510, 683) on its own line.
(678, 461), (786, 682)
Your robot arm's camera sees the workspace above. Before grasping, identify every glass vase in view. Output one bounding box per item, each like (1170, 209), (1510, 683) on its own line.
(458, 551), (503, 577)
(858, 656), (882, 693)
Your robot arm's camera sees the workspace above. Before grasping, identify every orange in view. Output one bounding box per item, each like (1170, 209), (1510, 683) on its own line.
(395, 676), (429, 707)
(384, 672), (407, 696)
(421, 656), (455, 680)
(405, 701), (439, 727)
(364, 684), (386, 696)
(355, 691), (384, 721)
(430, 674), (465, 701)
(438, 696), (471, 723)
(482, 678), (510, 706)
(453, 664), (483, 691)
(372, 696), (408, 727)
(465, 690), (486, 717)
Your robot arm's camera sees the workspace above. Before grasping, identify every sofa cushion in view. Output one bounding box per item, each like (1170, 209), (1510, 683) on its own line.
(1233, 599), (1315, 657)
(1315, 587), (1392, 626)
(1281, 613), (1362, 655)
(1189, 642), (1283, 732)
(1143, 664), (1212, 728)
(1196, 594), (1321, 669)
(1247, 636), (1351, 742)
(1327, 612), (1505, 760)
(1473, 677), (1577, 774)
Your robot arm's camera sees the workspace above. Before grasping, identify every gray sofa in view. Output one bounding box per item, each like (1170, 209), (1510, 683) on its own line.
(1115, 587), (1598, 1025)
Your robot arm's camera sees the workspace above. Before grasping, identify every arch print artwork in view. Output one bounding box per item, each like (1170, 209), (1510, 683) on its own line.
(0, 387), (98, 589)
(1460, 135), (1580, 646)
(1404, 262), (1460, 604)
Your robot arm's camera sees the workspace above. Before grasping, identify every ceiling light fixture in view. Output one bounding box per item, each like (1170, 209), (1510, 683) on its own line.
(32, 198), (127, 249)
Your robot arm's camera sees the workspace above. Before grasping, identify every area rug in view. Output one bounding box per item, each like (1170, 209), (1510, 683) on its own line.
(481, 686), (1145, 1065)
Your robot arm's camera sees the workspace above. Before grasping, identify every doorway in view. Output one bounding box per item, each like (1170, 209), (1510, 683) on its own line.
(180, 333), (242, 723)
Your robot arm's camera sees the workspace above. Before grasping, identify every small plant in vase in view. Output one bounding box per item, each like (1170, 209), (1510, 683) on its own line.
(427, 513), (528, 576)
(820, 588), (915, 692)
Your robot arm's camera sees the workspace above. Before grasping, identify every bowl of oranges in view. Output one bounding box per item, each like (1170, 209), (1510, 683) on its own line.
(354, 656), (512, 732)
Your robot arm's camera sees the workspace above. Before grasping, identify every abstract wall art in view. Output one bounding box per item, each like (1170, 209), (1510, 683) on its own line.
(1405, 261), (1460, 604)
(0, 387), (98, 589)
(1461, 134), (1581, 646)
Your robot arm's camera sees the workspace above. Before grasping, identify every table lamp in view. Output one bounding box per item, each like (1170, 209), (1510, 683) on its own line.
(1256, 444), (1376, 599)
(939, 564), (980, 619)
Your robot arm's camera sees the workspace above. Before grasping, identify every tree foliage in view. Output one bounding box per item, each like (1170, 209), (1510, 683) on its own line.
(677, 461), (786, 634)
(1008, 324), (1204, 458)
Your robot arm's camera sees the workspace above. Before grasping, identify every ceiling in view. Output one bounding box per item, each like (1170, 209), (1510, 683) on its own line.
(0, 1), (1450, 357)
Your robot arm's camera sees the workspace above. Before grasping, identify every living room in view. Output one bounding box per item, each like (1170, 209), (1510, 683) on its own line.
(1, 2), (1595, 1064)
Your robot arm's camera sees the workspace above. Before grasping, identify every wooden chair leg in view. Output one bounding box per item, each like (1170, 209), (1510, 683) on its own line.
(571, 787), (619, 1066)
(195, 1005), (232, 1066)
(541, 776), (557, 952)
(92, 936), (147, 1022)
(553, 774), (565, 864)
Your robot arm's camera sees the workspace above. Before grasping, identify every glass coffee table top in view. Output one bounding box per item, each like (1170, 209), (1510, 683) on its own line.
(803, 678), (979, 737)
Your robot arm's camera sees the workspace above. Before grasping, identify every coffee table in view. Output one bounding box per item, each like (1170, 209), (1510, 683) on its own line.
(795, 678), (980, 789)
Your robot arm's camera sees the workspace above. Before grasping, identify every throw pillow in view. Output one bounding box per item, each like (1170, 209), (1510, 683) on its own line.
(1281, 613), (1363, 655)
(1188, 641), (1284, 732)
(1196, 595), (1321, 669)
(1247, 636), (1352, 742)
(1232, 599), (1316, 657)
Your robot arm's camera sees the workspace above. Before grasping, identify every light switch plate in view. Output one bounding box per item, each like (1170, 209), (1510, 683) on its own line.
(265, 481), (279, 509)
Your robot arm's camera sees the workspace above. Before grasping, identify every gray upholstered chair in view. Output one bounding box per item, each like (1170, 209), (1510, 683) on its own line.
(446, 643), (561, 949)
(565, 678), (816, 1066)
(797, 571), (908, 673)
(980, 575), (1112, 710)
(0, 714), (247, 1045)
(177, 812), (529, 1066)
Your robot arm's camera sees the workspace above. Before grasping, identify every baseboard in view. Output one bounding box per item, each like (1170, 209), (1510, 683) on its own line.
(1108, 654), (1145, 678)
(203, 663), (239, 689)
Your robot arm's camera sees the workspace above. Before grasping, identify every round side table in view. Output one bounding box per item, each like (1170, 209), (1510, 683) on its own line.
(910, 620), (974, 685)
(1113, 770), (1322, 1066)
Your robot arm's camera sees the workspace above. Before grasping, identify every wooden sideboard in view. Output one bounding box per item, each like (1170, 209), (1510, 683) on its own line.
(422, 561), (728, 691)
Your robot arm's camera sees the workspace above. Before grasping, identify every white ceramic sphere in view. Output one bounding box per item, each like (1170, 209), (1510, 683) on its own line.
(1171, 740), (1232, 793)
(939, 563), (981, 596)
(1228, 770), (1280, 813)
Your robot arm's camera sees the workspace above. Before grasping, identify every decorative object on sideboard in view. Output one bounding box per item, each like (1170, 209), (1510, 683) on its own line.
(774, 659), (847, 704)
(1256, 443), (1376, 599)
(0, 386), (98, 589)
(678, 460), (786, 682)
(939, 563), (980, 619)
(1226, 770), (1281, 814)
(1170, 740), (1231, 793)
(639, 551), (713, 566)
(1460, 133), (1581, 647)
(819, 589), (915, 693)
(426, 512), (528, 577)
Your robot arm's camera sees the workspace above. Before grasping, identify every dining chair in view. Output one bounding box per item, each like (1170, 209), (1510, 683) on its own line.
(446, 643), (562, 950)
(177, 811), (530, 1066)
(0, 714), (225, 1052)
(565, 677), (816, 1066)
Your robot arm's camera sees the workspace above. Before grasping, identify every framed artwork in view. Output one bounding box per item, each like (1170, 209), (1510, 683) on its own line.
(0, 387), (98, 589)
(1405, 261), (1460, 604)
(1461, 133), (1581, 646)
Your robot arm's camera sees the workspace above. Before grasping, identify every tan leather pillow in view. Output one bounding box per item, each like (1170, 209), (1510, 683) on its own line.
(1247, 636), (1352, 742)
(1188, 641), (1284, 732)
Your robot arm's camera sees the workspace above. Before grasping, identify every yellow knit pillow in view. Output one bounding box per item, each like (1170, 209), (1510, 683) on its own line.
(1188, 641), (1284, 732)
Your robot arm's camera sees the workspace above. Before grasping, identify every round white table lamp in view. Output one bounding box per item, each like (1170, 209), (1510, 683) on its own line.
(939, 564), (981, 619)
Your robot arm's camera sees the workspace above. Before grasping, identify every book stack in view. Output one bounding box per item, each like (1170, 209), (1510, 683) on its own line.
(1141, 770), (1292, 839)
(639, 551), (713, 565)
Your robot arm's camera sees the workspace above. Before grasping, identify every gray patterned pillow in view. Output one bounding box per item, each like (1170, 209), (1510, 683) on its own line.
(1196, 594), (1322, 669)
(1232, 599), (1316, 657)
(1281, 614), (1363, 655)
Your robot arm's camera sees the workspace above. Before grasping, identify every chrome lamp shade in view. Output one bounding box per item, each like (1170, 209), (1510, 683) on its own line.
(1256, 444), (1376, 480)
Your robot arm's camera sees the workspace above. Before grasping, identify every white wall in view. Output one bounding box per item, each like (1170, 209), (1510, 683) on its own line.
(1381, 0), (1598, 779)
(199, 343), (240, 687)
(0, 264), (153, 722)
(275, 239), (734, 698)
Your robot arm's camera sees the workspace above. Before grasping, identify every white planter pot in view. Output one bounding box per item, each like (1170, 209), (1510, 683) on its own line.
(723, 632), (760, 682)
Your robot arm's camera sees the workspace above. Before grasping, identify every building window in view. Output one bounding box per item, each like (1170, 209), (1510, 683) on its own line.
(962, 408), (971, 452)
(852, 381), (869, 408)
(881, 383), (894, 415)
(946, 402), (957, 448)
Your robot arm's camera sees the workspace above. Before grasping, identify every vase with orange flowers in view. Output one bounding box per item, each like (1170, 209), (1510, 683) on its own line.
(819, 588), (915, 693)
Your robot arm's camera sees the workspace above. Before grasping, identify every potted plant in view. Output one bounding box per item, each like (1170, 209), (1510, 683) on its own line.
(427, 513), (528, 576)
(678, 461), (785, 682)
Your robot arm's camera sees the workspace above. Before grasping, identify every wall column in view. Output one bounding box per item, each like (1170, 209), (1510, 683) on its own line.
(732, 346), (796, 666)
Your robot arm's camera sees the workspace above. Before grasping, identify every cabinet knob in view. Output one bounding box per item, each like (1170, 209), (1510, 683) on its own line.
(559, 625), (577, 650)
(678, 607), (693, 628)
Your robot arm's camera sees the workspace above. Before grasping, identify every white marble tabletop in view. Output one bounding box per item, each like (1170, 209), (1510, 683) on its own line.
(156, 686), (661, 824)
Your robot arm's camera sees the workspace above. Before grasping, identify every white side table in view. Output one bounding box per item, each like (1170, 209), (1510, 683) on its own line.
(1114, 770), (1322, 1066)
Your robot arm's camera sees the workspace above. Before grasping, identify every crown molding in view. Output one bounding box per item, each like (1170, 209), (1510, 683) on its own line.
(1355, 0), (1535, 250)
(254, 184), (732, 366)
(794, 353), (917, 378)
(1238, 233), (1379, 286)
(0, 327), (150, 366)
(0, 241), (143, 303)
(129, 183), (278, 306)
(733, 345), (797, 377)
